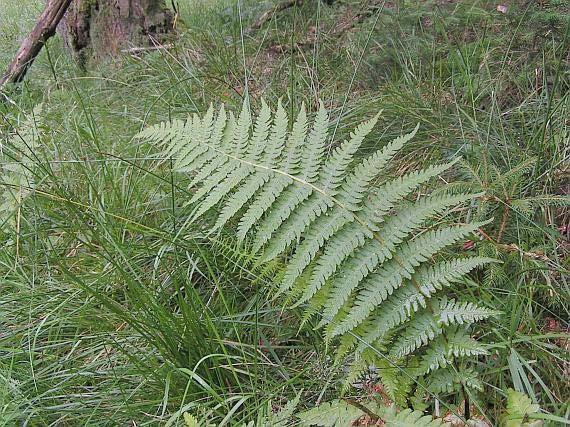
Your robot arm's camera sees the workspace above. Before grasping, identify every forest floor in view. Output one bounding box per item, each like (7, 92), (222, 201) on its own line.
(0, 0), (568, 425)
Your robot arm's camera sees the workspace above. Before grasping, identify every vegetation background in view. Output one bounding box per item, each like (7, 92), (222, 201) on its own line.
(0, 0), (568, 425)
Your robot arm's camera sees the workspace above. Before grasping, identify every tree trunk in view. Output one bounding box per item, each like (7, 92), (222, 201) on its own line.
(63, 0), (174, 66)
(1, 0), (73, 86)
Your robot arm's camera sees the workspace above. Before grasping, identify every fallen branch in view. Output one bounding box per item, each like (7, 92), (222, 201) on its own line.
(252, 0), (304, 30)
(121, 44), (174, 54)
(263, 0), (385, 54)
(0, 0), (73, 87)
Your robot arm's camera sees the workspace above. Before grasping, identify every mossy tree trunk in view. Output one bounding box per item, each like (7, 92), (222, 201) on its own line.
(63, 0), (173, 66)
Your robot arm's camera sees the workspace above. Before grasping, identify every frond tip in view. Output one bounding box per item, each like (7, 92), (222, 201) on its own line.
(139, 100), (497, 400)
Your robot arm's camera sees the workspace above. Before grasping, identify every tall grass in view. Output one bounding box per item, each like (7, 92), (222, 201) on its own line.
(1, 0), (568, 424)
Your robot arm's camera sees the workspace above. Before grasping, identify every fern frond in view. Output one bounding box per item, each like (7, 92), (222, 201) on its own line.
(140, 101), (498, 403)
(167, 115), (196, 160)
(187, 105), (253, 214)
(445, 327), (488, 358)
(302, 189), (456, 306)
(187, 110), (236, 188)
(374, 359), (414, 405)
(437, 297), (499, 326)
(250, 105), (321, 252)
(388, 297), (495, 359)
(329, 221), (489, 337)
(418, 329), (487, 374)
(418, 336), (448, 374)
(426, 366), (482, 394)
(136, 117), (187, 150)
(501, 389), (542, 427)
(390, 311), (443, 358)
(363, 160), (461, 225)
(416, 256), (497, 296)
(276, 127), (419, 295)
(183, 412), (199, 427)
(354, 257), (495, 354)
(267, 392), (301, 426)
(296, 399), (363, 426)
(426, 367), (458, 395)
(191, 105), (271, 222)
(316, 194), (482, 325)
(300, 101), (328, 181)
(497, 157), (536, 190)
(275, 206), (344, 297)
(216, 103), (285, 231)
(234, 102), (288, 241)
(175, 106), (215, 170)
(340, 124), (418, 212)
(258, 112), (380, 258)
(386, 407), (444, 426)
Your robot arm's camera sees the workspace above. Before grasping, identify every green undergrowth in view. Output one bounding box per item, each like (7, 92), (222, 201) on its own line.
(0, 0), (568, 425)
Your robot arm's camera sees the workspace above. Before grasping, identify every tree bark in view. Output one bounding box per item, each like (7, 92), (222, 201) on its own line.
(0, 0), (73, 86)
(63, 0), (174, 66)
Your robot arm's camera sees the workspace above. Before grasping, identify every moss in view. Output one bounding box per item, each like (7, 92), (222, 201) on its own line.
(78, 0), (97, 14)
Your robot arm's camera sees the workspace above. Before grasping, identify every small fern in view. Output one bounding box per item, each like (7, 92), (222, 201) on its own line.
(500, 389), (543, 427)
(497, 389), (568, 427)
(138, 101), (499, 402)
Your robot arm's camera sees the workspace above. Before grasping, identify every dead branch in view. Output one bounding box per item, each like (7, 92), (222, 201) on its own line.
(121, 44), (174, 54)
(252, 0), (304, 30)
(0, 0), (73, 87)
(263, 0), (384, 54)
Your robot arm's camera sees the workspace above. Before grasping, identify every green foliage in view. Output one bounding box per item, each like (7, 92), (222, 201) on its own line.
(0, 370), (23, 427)
(183, 393), (301, 426)
(267, 393), (302, 427)
(297, 399), (444, 426)
(448, 155), (569, 409)
(183, 413), (200, 427)
(139, 101), (499, 402)
(297, 399), (363, 426)
(500, 389), (543, 427)
(1, 0), (567, 423)
(451, 157), (569, 238)
(0, 104), (42, 232)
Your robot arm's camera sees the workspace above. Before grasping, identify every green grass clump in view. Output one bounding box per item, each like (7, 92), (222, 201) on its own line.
(1, 0), (568, 424)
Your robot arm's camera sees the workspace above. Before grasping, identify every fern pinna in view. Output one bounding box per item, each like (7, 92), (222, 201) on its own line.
(138, 101), (499, 403)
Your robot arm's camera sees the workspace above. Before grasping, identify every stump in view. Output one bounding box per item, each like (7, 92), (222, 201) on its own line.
(63, 0), (174, 66)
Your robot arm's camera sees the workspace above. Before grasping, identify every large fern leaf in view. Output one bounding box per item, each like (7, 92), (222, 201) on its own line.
(138, 101), (498, 401)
